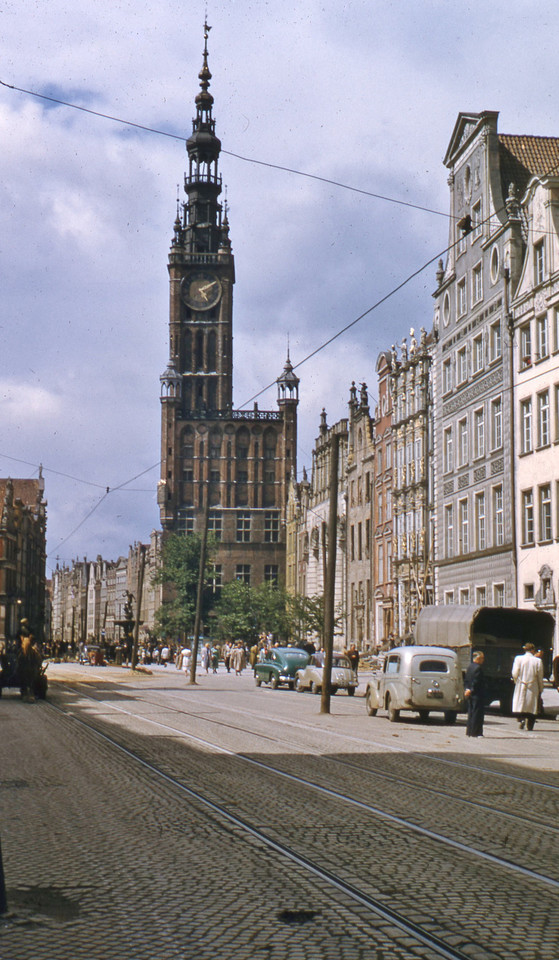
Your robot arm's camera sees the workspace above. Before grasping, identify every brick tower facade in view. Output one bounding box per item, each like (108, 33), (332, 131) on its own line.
(158, 23), (299, 588)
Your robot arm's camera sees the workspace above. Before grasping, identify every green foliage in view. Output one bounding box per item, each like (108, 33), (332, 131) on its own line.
(286, 593), (342, 645)
(153, 533), (216, 639)
(212, 581), (292, 643)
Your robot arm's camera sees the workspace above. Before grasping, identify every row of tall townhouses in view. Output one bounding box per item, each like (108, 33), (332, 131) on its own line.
(287, 414), (348, 644)
(286, 111), (559, 656)
(432, 111), (559, 654)
(51, 531), (162, 648)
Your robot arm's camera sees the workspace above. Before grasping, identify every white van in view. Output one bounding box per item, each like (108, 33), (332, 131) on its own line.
(365, 645), (463, 723)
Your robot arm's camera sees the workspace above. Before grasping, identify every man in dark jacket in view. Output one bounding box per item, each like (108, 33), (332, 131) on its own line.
(464, 651), (486, 738)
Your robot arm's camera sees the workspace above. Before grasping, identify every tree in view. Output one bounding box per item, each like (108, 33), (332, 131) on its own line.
(213, 581), (292, 644)
(153, 533), (216, 640)
(287, 593), (342, 646)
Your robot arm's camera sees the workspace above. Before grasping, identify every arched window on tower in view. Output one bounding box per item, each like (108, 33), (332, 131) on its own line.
(183, 329), (192, 373)
(207, 379), (217, 412)
(195, 330), (204, 371)
(207, 330), (217, 371)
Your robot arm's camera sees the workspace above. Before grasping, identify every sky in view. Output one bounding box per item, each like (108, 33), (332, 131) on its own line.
(1, 0), (559, 576)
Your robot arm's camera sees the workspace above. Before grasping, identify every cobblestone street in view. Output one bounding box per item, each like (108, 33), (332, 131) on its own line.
(2, 663), (559, 960)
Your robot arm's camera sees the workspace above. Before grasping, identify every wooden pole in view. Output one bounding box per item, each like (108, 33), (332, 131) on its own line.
(321, 432), (339, 715)
(131, 544), (146, 670)
(189, 484), (210, 685)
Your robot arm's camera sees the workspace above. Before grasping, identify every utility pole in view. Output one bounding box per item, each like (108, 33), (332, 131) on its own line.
(321, 432), (339, 715)
(131, 544), (146, 670)
(189, 484), (211, 685)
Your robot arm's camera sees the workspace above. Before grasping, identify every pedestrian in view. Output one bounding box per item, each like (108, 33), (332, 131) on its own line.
(211, 646), (219, 673)
(553, 653), (559, 692)
(345, 643), (360, 678)
(249, 643), (259, 672)
(160, 644), (170, 667)
(18, 630), (39, 703)
(200, 643), (211, 674)
(231, 642), (246, 675)
(536, 649), (546, 716)
(512, 642), (544, 731)
(223, 641), (232, 673)
(464, 651), (486, 738)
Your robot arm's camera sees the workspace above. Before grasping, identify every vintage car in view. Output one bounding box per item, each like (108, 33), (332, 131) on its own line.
(254, 646), (309, 690)
(365, 645), (463, 723)
(295, 653), (358, 695)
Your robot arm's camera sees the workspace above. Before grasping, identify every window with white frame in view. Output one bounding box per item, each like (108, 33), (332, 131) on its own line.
(471, 199), (482, 240)
(444, 590), (455, 605)
(264, 511), (280, 542)
(473, 334), (484, 373)
(491, 396), (502, 450)
(555, 385), (559, 443)
(520, 324), (532, 368)
(236, 564), (251, 584)
(490, 320), (502, 361)
(208, 511), (222, 540)
(554, 308), (559, 353)
(537, 390), (550, 447)
(457, 278), (467, 317)
(534, 240), (545, 286)
(442, 357), (453, 394)
(521, 489), (534, 545)
(493, 583), (505, 607)
(457, 346), (468, 384)
(177, 509), (195, 535)
(456, 225), (466, 256)
(493, 485), (504, 547)
(444, 504), (454, 558)
(443, 427), (454, 473)
(459, 498), (469, 553)
(475, 492), (486, 550)
(472, 263), (483, 304)
(264, 565), (279, 584)
(458, 417), (468, 466)
(536, 315), (549, 360)
(236, 511), (251, 542)
(520, 399), (532, 453)
(210, 563), (222, 594)
(539, 484), (552, 541)
(459, 588), (470, 605)
(476, 585), (487, 605)
(474, 408), (485, 458)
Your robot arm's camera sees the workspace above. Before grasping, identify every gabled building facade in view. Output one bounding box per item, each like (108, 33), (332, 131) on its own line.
(158, 24), (298, 589)
(391, 328), (433, 637)
(346, 383), (375, 649)
(432, 112), (524, 609)
(372, 352), (395, 646)
(510, 137), (559, 653)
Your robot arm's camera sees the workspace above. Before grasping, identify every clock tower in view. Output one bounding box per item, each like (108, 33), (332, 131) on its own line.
(159, 24), (299, 591)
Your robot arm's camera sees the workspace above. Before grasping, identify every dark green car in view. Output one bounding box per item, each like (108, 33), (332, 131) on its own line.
(254, 646), (310, 690)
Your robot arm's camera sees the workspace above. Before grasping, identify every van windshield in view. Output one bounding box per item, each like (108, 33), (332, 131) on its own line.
(417, 659), (449, 673)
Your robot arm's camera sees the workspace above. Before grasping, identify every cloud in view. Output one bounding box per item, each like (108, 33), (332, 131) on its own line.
(1, 0), (558, 571)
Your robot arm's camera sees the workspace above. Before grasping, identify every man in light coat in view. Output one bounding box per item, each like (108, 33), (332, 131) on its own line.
(512, 642), (544, 731)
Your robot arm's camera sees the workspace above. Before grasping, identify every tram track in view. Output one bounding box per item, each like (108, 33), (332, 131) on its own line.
(54, 683), (559, 887)
(43, 695), (520, 960)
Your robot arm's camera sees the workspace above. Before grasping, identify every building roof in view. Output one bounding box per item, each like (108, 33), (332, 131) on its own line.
(499, 134), (559, 182)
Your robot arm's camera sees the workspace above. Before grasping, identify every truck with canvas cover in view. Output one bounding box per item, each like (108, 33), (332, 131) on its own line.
(414, 605), (554, 713)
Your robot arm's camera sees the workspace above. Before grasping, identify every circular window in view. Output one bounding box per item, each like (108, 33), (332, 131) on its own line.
(490, 245), (500, 284)
(443, 292), (451, 327)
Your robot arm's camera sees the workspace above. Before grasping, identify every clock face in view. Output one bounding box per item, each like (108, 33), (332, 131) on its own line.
(181, 271), (222, 311)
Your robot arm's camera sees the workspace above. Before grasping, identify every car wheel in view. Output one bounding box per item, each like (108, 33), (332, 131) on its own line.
(347, 687), (355, 697)
(271, 674), (279, 689)
(444, 710), (457, 724)
(366, 690), (377, 716)
(331, 686), (338, 695)
(387, 694), (400, 722)
(311, 681), (320, 695)
(255, 675), (262, 687)
(288, 680), (295, 690)
(295, 677), (304, 692)
(418, 709), (429, 722)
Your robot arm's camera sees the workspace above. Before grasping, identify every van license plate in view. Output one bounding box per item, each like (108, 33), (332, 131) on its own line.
(427, 690), (444, 699)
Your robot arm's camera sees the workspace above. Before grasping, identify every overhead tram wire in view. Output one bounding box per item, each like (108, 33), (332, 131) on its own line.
(0, 78), (457, 223)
